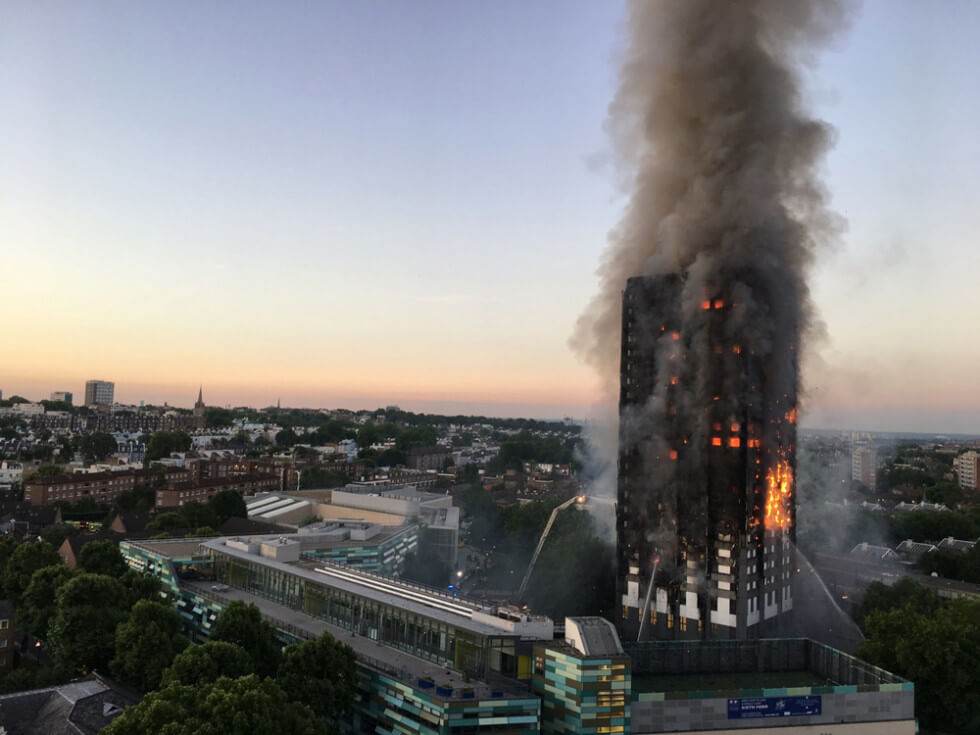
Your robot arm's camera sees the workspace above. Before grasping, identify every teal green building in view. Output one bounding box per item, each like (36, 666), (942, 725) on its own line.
(532, 618), (631, 734)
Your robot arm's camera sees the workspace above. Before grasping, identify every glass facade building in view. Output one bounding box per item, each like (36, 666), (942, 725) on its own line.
(301, 524), (418, 575)
(209, 543), (523, 680)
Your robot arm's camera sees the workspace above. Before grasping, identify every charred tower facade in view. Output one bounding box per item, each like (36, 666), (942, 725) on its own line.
(616, 275), (797, 641)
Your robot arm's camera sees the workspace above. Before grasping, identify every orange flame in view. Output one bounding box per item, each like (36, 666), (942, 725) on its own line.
(764, 460), (793, 531)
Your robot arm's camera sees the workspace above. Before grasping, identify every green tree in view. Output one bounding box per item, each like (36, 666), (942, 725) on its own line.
(0, 536), (19, 572)
(376, 448), (407, 467)
(0, 659), (72, 694)
(192, 526), (219, 537)
(110, 600), (189, 691)
(57, 439), (75, 463)
(146, 512), (186, 533)
(33, 463), (65, 478)
(120, 568), (163, 607)
(209, 489), (247, 524)
(299, 466), (349, 489)
(277, 632), (357, 719)
(178, 501), (219, 530)
(161, 641), (253, 688)
(79, 432), (118, 463)
(356, 423), (382, 448)
(102, 675), (325, 735)
(858, 599), (980, 734)
(275, 428), (300, 447)
(396, 425), (437, 451)
(204, 407), (235, 428)
(144, 431), (192, 462)
(107, 483), (156, 516)
(311, 420), (355, 445)
(853, 578), (940, 631)
(48, 573), (131, 673)
(78, 540), (129, 577)
(460, 463), (479, 485)
(40, 523), (79, 549)
(210, 601), (282, 677)
(19, 564), (73, 639)
(920, 544), (980, 584)
(3, 540), (62, 603)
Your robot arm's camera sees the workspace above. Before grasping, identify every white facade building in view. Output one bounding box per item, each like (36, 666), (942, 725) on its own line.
(851, 444), (877, 490)
(955, 450), (979, 492)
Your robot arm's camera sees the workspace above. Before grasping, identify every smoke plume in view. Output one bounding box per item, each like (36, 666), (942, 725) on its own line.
(573, 0), (847, 395)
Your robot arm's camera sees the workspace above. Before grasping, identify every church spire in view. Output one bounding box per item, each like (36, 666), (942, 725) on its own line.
(193, 385), (205, 418)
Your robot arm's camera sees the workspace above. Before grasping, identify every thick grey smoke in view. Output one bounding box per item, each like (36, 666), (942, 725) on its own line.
(571, 3), (853, 641)
(573, 0), (847, 395)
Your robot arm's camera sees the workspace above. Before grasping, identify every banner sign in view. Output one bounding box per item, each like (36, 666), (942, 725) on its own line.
(727, 695), (822, 719)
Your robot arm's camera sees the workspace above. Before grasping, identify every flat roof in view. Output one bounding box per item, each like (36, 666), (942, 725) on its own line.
(123, 539), (210, 560)
(295, 524), (414, 551)
(181, 580), (531, 701)
(632, 671), (831, 694)
(200, 537), (530, 638)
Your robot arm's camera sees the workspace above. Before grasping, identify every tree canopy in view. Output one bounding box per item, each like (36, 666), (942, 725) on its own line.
(78, 432), (118, 463)
(210, 490), (247, 524)
(19, 564), (73, 639)
(78, 540), (129, 577)
(277, 633), (357, 719)
(3, 541), (62, 603)
(111, 600), (189, 691)
(858, 598), (980, 734)
(210, 601), (283, 678)
(161, 641), (253, 688)
(144, 431), (192, 462)
(102, 675), (325, 735)
(48, 573), (131, 673)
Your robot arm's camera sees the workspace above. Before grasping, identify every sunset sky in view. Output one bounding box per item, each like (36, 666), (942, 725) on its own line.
(3, 1), (979, 432)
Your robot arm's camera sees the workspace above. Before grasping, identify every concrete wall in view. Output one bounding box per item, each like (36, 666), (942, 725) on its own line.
(631, 689), (914, 734)
(655, 724), (915, 735)
(331, 490), (419, 517)
(311, 503), (406, 527)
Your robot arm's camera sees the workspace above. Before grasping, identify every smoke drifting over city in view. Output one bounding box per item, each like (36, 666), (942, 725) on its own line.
(574, 0), (847, 397)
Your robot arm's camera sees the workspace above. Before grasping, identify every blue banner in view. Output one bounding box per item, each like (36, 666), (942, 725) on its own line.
(727, 695), (822, 719)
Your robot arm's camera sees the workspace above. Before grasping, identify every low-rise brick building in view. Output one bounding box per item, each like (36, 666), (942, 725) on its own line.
(155, 473), (278, 508)
(24, 467), (189, 506)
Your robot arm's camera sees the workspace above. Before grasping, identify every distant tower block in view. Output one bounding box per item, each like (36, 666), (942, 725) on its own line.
(84, 380), (115, 406)
(616, 275), (797, 641)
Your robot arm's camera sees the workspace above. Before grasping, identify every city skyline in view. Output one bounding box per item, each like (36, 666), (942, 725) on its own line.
(4, 1), (980, 432)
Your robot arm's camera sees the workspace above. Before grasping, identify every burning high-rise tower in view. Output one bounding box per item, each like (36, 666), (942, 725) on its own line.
(616, 274), (798, 641)
(571, 0), (845, 641)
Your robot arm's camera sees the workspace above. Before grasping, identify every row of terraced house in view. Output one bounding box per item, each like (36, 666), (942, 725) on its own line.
(23, 466), (278, 507)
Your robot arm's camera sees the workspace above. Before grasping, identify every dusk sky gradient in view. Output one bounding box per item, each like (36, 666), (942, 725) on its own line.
(2, 1), (979, 432)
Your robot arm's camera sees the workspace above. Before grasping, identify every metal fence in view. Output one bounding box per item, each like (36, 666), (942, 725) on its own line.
(624, 637), (907, 686)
